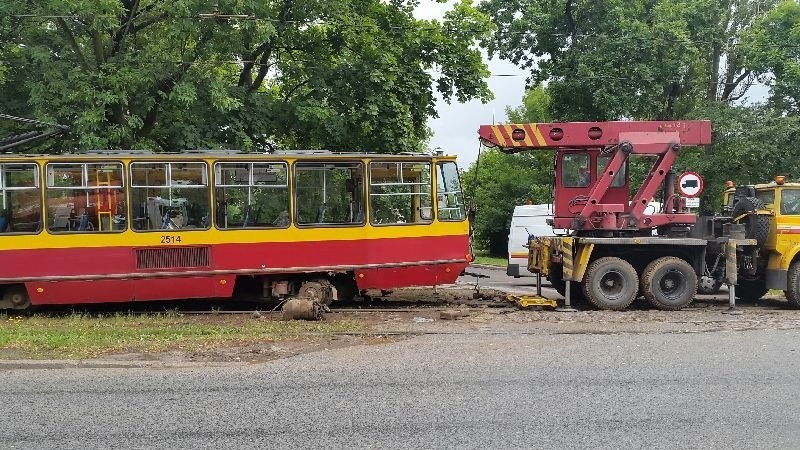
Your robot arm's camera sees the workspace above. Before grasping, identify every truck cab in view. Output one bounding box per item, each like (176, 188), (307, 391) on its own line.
(724, 179), (800, 301)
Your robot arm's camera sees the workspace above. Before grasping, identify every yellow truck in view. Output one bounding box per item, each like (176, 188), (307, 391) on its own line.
(721, 178), (800, 306)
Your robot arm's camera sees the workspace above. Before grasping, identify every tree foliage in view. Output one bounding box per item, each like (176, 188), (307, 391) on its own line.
(681, 103), (800, 212)
(479, 0), (776, 121)
(462, 150), (551, 254)
(741, 0), (800, 114)
(0, 0), (493, 152)
(466, 0), (800, 255)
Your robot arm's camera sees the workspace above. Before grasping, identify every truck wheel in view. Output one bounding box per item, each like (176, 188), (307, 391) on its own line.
(736, 278), (768, 304)
(785, 261), (800, 308)
(640, 257), (697, 310)
(732, 197), (771, 247)
(582, 257), (638, 311)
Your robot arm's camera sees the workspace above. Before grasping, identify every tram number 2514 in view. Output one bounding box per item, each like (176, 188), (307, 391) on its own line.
(160, 235), (182, 244)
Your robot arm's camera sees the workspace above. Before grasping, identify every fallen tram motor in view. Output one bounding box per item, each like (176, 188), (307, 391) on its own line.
(479, 120), (763, 311)
(0, 151), (471, 310)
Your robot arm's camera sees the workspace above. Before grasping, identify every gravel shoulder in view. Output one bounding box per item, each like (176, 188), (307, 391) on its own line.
(3, 283), (800, 369)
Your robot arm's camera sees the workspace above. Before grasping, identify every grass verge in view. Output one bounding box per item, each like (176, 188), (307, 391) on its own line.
(473, 250), (506, 267)
(0, 313), (363, 360)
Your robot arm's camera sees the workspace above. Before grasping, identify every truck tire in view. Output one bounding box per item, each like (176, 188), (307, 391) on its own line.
(582, 257), (638, 311)
(640, 257), (697, 310)
(732, 197), (771, 247)
(784, 261), (800, 308)
(735, 277), (768, 304)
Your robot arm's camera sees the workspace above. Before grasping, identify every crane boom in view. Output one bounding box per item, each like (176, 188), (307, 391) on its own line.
(477, 120), (713, 232)
(478, 120), (711, 151)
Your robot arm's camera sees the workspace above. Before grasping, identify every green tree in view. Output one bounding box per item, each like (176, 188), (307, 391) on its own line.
(479, 0), (776, 121)
(0, 0), (493, 152)
(463, 150), (552, 255)
(681, 103), (800, 212)
(741, 0), (800, 115)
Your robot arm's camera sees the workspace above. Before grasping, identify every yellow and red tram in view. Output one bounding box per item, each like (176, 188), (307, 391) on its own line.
(0, 151), (470, 309)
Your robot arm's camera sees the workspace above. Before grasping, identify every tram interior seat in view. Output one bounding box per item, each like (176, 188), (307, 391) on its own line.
(145, 199), (162, 229)
(419, 206), (433, 221)
(52, 205), (73, 230)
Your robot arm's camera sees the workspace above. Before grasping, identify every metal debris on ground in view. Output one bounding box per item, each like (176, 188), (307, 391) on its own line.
(282, 298), (323, 321)
(506, 295), (558, 310)
(439, 309), (463, 320)
(412, 317), (434, 323)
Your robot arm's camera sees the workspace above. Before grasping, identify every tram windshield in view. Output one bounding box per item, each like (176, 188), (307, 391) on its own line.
(436, 161), (465, 221)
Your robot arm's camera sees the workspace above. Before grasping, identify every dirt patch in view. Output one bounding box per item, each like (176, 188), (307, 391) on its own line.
(99, 333), (406, 365)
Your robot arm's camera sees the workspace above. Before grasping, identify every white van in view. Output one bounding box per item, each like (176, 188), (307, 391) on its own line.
(506, 201), (663, 278)
(506, 204), (559, 278)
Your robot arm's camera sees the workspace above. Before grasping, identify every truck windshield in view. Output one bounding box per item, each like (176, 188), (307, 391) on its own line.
(780, 189), (800, 215)
(756, 190), (775, 206)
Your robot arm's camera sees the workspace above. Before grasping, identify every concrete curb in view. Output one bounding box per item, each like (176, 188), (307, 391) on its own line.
(468, 263), (505, 270)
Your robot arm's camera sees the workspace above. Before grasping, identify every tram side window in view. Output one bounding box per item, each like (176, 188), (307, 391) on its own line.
(214, 162), (290, 228)
(130, 162), (210, 230)
(369, 162), (432, 225)
(295, 162), (364, 226)
(436, 161), (465, 221)
(0, 164), (41, 233)
(46, 163), (125, 233)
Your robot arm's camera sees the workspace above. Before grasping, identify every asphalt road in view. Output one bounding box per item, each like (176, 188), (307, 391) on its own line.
(3, 329), (800, 449)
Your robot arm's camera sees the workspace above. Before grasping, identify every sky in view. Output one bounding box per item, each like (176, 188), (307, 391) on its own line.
(414, 1), (527, 169)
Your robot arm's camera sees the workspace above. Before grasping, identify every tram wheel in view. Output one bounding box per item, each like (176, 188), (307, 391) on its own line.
(332, 275), (358, 302)
(640, 257), (697, 311)
(297, 279), (334, 305)
(582, 257), (638, 311)
(3, 285), (31, 310)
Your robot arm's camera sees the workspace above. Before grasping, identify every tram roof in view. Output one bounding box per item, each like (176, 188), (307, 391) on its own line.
(0, 149), (456, 160)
